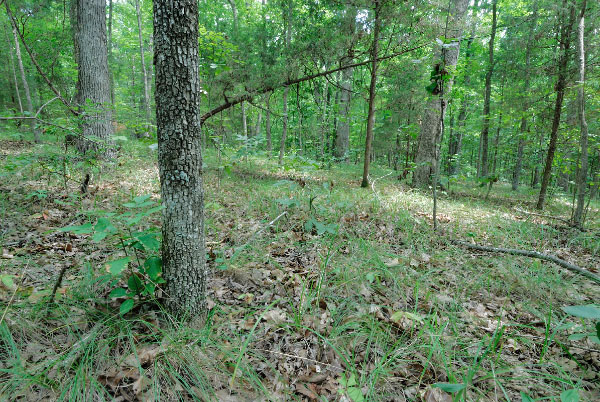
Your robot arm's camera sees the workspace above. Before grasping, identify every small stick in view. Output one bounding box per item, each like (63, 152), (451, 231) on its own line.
(514, 208), (571, 225)
(49, 264), (69, 305)
(451, 239), (600, 284)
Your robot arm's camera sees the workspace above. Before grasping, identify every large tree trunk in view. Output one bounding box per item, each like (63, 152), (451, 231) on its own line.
(412, 0), (469, 188)
(334, 7), (356, 160)
(108, 0), (115, 107)
(135, 0), (152, 129)
(536, 2), (575, 210)
(478, 0), (498, 178)
(572, 0), (588, 228)
(360, 2), (380, 188)
(72, 0), (114, 157)
(154, 0), (206, 318)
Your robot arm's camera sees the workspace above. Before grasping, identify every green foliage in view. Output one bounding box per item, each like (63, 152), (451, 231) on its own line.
(561, 304), (600, 345)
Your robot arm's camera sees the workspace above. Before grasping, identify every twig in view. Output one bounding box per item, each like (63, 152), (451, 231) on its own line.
(514, 208), (571, 225)
(233, 211), (287, 257)
(450, 239), (600, 284)
(371, 171), (393, 203)
(48, 264), (69, 305)
(255, 348), (343, 372)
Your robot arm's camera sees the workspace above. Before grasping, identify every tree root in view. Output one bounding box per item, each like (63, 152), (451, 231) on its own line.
(451, 239), (600, 284)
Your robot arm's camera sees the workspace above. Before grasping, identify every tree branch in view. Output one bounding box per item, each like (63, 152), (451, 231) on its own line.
(451, 239), (600, 284)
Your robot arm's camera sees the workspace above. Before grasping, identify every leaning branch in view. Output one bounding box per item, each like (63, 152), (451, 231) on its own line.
(200, 43), (428, 124)
(451, 239), (600, 284)
(5, 3), (78, 116)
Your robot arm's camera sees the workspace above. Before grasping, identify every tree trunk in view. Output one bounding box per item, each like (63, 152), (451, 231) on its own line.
(278, 0), (292, 166)
(412, 0), (469, 188)
(241, 101), (248, 137)
(479, 0), (497, 178)
(536, 2), (575, 210)
(572, 0), (588, 228)
(72, 0), (114, 157)
(4, 24), (23, 114)
(360, 2), (380, 188)
(135, 0), (152, 129)
(7, 7), (38, 142)
(254, 109), (262, 137)
(154, 0), (206, 318)
(319, 79), (328, 160)
(266, 91), (272, 156)
(108, 0), (115, 107)
(512, 138), (525, 190)
(334, 7), (357, 160)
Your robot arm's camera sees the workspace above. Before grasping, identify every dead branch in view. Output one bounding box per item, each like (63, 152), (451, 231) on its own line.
(451, 239), (600, 284)
(514, 208), (571, 225)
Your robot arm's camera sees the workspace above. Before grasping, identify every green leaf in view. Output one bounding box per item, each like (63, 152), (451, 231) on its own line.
(567, 333), (587, 341)
(137, 234), (160, 251)
(119, 299), (134, 315)
(596, 322), (600, 339)
(59, 222), (93, 234)
(133, 194), (151, 204)
(144, 257), (162, 281)
(1, 275), (16, 290)
(433, 383), (466, 393)
(562, 305), (600, 319)
(347, 387), (364, 402)
(560, 389), (579, 402)
(520, 392), (535, 402)
(127, 275), (144, 294)
(92, 231), (109, 242)
(94, 217), (112, 232)
(108, 257), (130, 275)
(109, 288), (127, 298)
(366, 272), (376, 283)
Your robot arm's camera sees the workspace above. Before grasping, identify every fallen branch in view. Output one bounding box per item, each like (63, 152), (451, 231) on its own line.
(514, 208), (571, 225)
(451, 239), (600, 284)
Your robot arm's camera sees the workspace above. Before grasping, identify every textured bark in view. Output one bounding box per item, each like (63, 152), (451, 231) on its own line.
(412, 0), (469, 188)
(537, 2), (575, 210)
(72, 0), (114, 157)
(573, 0), (588, 228)
(361, 3), (380, 188)
(478, 0), (497, 178)
(334, 7), (357, 160)
(108, 0), (115, 107)
(135, 0), (152, 127)
(154, 0), (206, 318)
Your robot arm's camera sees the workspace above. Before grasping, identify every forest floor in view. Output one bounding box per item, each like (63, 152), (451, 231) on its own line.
(0, 133), (599, 402)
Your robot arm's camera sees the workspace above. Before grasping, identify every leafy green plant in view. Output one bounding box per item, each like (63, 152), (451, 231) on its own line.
(59, 194), (164, 314)
(561, 304), (600, 344)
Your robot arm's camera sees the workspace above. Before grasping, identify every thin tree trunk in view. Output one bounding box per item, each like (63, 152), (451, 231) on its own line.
(334, 7), (357, 160)
(135, 0), (152, 130)
(479, 0), (498, 178)
(7, 7), (38, 142)
(154, 0), (206, 318)
(412, 0), (469, 188)
(266, 91), (272, 156)
(573, 0), (588, 228)
(319, 79), (328, 160)
(4, 24), (23, 114)
(512, 138), (525, 190)
(537, 2), (575, 210)
(72, 0), (114, 157)
(296, 83), (303, 154)
(254, 109), (262, 137)
(278, 0), (292, 166)
(241, 101), (248, 137)
(361, 2), (380, 188)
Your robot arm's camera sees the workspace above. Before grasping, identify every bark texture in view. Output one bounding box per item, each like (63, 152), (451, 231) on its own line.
(573, 0), (588, 228)
(412, 0), (469, 188)
(536, 2), (575, 210)
(72, 0), (114, 156)
(154, 0), (206, 318)
(360, 2), (380, 188)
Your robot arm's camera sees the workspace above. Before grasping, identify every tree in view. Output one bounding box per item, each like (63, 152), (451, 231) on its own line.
(72, 0), (114, 157)
(412, 0), (469, 188)
(361, 1), (381, 188)
(572, 0), (588, 228)
(278, 0), (293, 166)
(154, 0), (206, 318)
(536, 1), (575, 210)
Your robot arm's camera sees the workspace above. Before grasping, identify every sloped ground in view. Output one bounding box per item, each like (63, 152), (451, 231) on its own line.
(0, 136), (598, 401)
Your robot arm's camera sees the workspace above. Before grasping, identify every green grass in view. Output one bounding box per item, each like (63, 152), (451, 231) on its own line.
(0, 130), (598, 401)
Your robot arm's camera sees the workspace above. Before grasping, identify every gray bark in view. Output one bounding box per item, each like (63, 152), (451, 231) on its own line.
(154, 0), (206, 318)
(573, 0), (588, 228)
(4, 24), (23, 114)
(253, 108), (262, 137)
(413, 0), (469, 188)
(241, 101), (248, 137)
(108, 0), (114, 106)
(479, 0), (498, 178)
(512, 138), (525, 190)
(72, 0), (114, 157)
(334, 7), (357, 160)
(361, 2), (380, 188)
(135, 0), (152, 128)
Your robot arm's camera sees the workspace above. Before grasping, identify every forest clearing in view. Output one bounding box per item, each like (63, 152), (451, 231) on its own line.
(0, 0), (599, 401)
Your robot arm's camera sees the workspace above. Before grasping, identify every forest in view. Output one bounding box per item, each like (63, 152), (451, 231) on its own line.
(0, 0), (599, 400)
